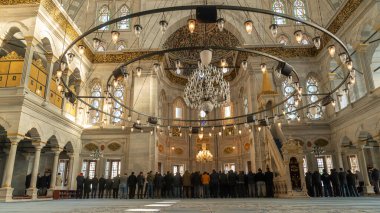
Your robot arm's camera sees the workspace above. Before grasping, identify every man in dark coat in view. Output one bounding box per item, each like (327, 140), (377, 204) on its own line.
(312, 171), (322, 197)
(76, 173), (84, 199)
(137, 172), (145, 199)
(173, 172), (182, 198)
(83, 177), (91, 199)
(164, 171), (174, 198)
(128, 172), (137, 199)
(227, 170), (237, 198)
(237, 171), (246, 197)
(371, 168), (379, 194)
(25, 173), (31, 195)
(265, 168), (274, 198)
(105, 176), (113, 198)
(219, 171), (228, 198)
(339, 168), (350, 196)
(210, 169), (219, 198)
(321, 169), (332, 197)
(154, 172), (163, 198)
(98, 175), (106, 198)
(91, 175), (98, 198)
(347, 170), (359, 197)
(330, 169), (340, 196)
(255, 169), (266, 197)
(247, 170), (255, 197)
(305, 171), (314, 196)
(112, 175), (120, 198)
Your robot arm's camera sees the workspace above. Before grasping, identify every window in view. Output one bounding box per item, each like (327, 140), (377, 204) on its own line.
(98, 5), (110, 30)
(282, 80), (298, 120)
(112, 84), (124, 123)
(224, 163), (236, 173)
(104, 160), (121, 178)
(90, 83), (102, 124)
(81, 160), (97, 178)
(272, 0), (286, 25)
(316, 157), (324, 174)
(173, 164), (185, 175)
(306, 77), (323, 120)
(57, 160), (69, 186)
(243, 97), (249, 115)
(117, 5), (130, 30)
(325, 155), (333, 172)
(316, 155), (333, 174)
(224, 106), (231, 118)
(303, 156), (308, 175)
(175, 107), (182, 119)
(293, 0), (306, 21)
(349, 155), (360, 172)
(331, 60), (349, 111)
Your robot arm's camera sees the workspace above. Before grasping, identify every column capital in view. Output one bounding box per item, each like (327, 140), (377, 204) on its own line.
(23, 36), (37, 47)
(52, 148), (63, 155)
(7, 135), (24, 145)
(31, 141), (45, 150)
(45, 52), (57, 63)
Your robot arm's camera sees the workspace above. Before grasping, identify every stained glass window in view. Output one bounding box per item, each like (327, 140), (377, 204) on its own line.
(224, 106), (231, 118)
(112, 84), (124, 123)
(294, 0), (306, 20)
(99, 5), (110, 30)
(282, 80), (298, 120)
(272, 0), (286, 25)
(117, 5), (130, 30)
(306, 77), (323, 120)
(90, 83), (101, 124)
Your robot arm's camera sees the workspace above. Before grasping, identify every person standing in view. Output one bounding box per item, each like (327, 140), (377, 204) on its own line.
(305, 171), (314, 196)
(201, 172), (210, 198)
(247, 170), (255, 197)
(91, 175), (98, 198)
(83, 177), (91, 199)
(339, 168), (350, 196)
(128, 172), (137, 199)
(76, 173), (84, 199)
(347, 170), (359, 197)
(112, 175), (120, 199)
(219, 171), (228, 198)
(265, 168), (274, 198)
(182, 170), (191, 198)
(25, 173), (31, 195)
(137, 172), (145, 199)
(330, 169), (340, 197)
(105, 176), (113, 198)
(154, 172), (163, 198)
(119, 173), (128, 199)
(56, 173), (63, 188)
(237, 171), (245, 197)
(321, 169), (332, 197)
(312, 171), (322, 197)
(227, 170), (237, 198)
(371, 168), (379, 194)
(146, 171), (154, 199)
(256, 168), (266, 197)
(210, 170), (219, 198)
(173, 172), (182, 198)
(98, 175), (106, 198)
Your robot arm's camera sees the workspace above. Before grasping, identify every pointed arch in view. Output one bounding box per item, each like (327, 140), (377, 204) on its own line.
(98, 5), (110, 30)
(293, 0), (306, 20)
(272, 0), (286, 25)
(117, 4), (131, 30)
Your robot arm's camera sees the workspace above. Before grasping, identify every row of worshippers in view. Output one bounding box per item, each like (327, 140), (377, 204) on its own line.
(305, 168), (364, 197)
(25, 171), (64, 196)
(75, 168), (275, 199)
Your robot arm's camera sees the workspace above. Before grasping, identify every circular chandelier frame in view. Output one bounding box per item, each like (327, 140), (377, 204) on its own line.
(59, 5), (352, 129)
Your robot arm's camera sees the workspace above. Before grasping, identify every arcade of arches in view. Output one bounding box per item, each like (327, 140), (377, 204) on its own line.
(0, 0), (379, 208)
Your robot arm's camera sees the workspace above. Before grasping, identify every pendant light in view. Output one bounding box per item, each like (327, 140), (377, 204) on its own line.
(346, 60), (353, 71)
(56, 70), (63, 78)
(134, 24), (143, 37)
(260, 63), (267, 73)
(57, 84), (63, 92)
(78, 45), (85, 55)
(159, 20), (168, 34)
(244, 20), (253, 35)
(136, 67), (142, 77)
(111, 31), (120, 44)
(217, 18), (225, 32)
(312, 36), (321, 49)
(221, 59), (227, 68)
(127, 114), (132, 121)
(92, 38), (101, 50)
(294, 30), (303, 43)
(67, 52), (75, 63)
(339, 53), (347, 64)
(188, 18), (196, 33)
(269, 24), (278, 38)
(328, 45), (336, 57)
(241, 60), (248, 71)
(153, 63), (160, 72)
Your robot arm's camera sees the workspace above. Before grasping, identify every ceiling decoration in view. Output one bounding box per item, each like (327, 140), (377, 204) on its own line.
(84, 143), (98, 151)
(107, 142), (121, 151)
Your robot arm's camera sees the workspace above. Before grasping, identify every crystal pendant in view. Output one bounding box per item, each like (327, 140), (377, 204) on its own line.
(241, 60), (248, 71)
(92, 38), (101, 49)
(188, 19), (196, 33)
(328, 45), (336, 57)
(111, 31), (120, 44)
(244, 20), (253, 35)
(312, 36), (321, 49)
(339, 53), (347, 64)
(269, 24), (278, 37)
(294, 30), (303, 44)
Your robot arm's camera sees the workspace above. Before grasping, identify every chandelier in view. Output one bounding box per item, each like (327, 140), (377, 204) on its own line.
(184, 51), (230, 114)
(311, 145), (325, 157)
(196, 143), (213, 162)
(90, 149), (103, 160)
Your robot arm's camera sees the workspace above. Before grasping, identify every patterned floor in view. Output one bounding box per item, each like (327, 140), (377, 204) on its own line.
(1, 197), (380, 213)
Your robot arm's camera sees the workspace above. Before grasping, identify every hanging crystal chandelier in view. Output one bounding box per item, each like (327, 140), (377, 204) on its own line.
(90, 148), (103, 160)
(196, 143), (213, 162)
(183, 51), (230, 114)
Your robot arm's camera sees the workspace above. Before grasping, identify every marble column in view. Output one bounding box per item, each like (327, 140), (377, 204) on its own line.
(0, 137), (22, 202)
(20, 36), (35, 89)
(357, 145), (375, 194)
(356, 44), (375, 92)
(26, 143), (44, 199)
(43, 53), (57, 103)
(47, 148), (62, 196)
(67, 153), (75, 190)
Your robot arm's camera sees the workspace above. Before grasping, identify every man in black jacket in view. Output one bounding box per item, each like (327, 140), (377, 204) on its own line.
(312, 171), (322, 197)
(265, 168), (274, 198)
(112, 175), (120, 198)
(347, 170), (359, 197)
(76, 173), (84, 199)
(105, 176), (113, 198)
(247, 170), (255, 197)
(25, 173), (31, 195)
(83, 177), (91, 199)
(227, 170), (237, 198)
(305, 171), (314, 196)
(321, 169), (332, 197)
(256, 168), (266, 197)
(98, 175), (106, 198)
(219, 171), (228, 198)
(128, 172), (137, 199)
(330, 169), (340, 196)
(91, 175), (98, 198)
(339, 168), (350, 197)
(137, 172), (145, 199)
(210, 170), (219, 198)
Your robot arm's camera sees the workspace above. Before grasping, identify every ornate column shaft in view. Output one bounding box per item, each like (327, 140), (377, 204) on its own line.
(356, 44), (375, 92)
(1, 138), (20, 188)
(44, 53), (57, 102)
(26, 142), (44, 199)
(357, 145), (375, 194)
(49, 149), (62, 188)
(67, 153), (75, 189)
(20, 37), (35, 88)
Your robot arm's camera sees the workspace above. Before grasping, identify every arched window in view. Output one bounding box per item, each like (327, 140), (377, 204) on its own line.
(90, 83), (102, 124)
(306, 77), (323, 120)
(112, 84), (124, 123)
(99, 5), (110, 30)
(330, 60), (349, 111)
(272, 0), (286, 25)
(243, 97), (249, 115)
(282, 80), (298, 120)
(294, 0), (306, 20)
(117, 5), (130, 30)
(371, 45), (380, 89)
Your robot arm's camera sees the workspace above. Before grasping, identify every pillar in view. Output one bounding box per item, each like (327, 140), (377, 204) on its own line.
(44, 53), (57, 103)
(356, 44), (375, 92)
(0, 136), (22, 202)
(47, 148), (62, 196)
(357, 145), (375, 195)
(26, 142), (44, 199)
(67, 153), (75, 190)
(20, 36), (35, 89)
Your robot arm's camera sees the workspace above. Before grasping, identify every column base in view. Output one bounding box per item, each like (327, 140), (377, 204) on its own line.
(26, 188), (38, 200)
(0, 187), (14, 202)
(363, 185), (375, 195)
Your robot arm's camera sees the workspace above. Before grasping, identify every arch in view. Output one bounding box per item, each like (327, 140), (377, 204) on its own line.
(98, 4), (110, 30)
(313, 138), (328, 147)
(0, 21), (29, 41)
(38, 29), (57, 56)
(25, 127), (41, 141)
(0, 26), (26, 57)
(272, 0), (286, 25)
(63, 141), (74, 153)
(293, 0), (306, 20)
(173, 96), (186, 120)
(45, 135), (60, 149)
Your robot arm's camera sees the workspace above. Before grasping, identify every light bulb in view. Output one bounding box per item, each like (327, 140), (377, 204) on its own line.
(56, 70), (62, 78)
(249, 128), (252, 132)
(175, 60), (181, 69)
(67, 52), (75, 63)
(122, 125), (125, 130)
(198, 133), (203, 140)
(294, 30), (303, 44)
(111, 31), (120, 44)
(217, 18), (225, 32)
(260, 63), (267, 73)
(238, 130), (242, 135)
(241, 60), (248, 71)
(339, 53), (347, 64)
(331, 100), (336, 107)
(159, 20), (168, 34)
(134, 24), (143, 37)
(153, 63), (160, 72)
(78, 45), (85, 55)
(57, 84), (63, 92)
(136, 67), (142, 77)
(150, 130), (153, 135)
(209, 132), (212, 137)
(127, 115), (132, 121)
(349, 75), (356, 85)
(36, 88), (41, 95)
(258, 127), (261, 132)
(313, 36), (321, 49)
(221, 59), (227, 68)
(297, 116), (301, 122)
(218, 131), (222, 136)
(60, 61), (67, 71)
(131, 127), (134, 132)
(176, 68), (181, 75)
(188, 19), (196, 33)
(269, 24), (278, 38)
(328, 45), (336, 57)
(223, 126), (226, 130)
(113, 79), (118, 87)
(136, 118), (141, 124)
(92, 38), (100, 49)
(346, 60), (353, 71)
(244, 20), (253, 35)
